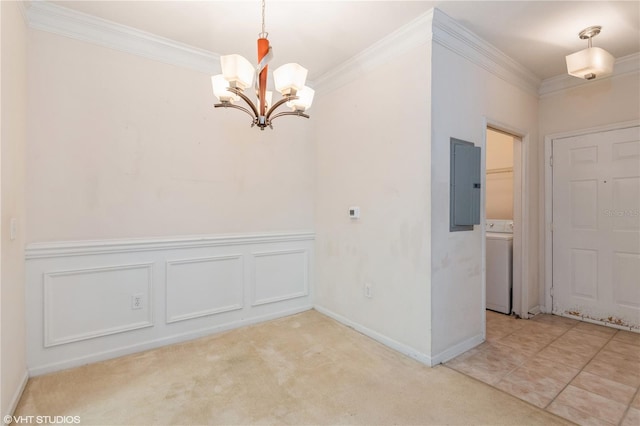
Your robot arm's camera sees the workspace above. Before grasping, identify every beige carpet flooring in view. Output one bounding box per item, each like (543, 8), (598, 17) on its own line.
(16, 310), (569, 425)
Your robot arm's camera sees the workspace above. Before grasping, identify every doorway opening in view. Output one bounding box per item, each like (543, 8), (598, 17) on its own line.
(484, 125), (527, 321)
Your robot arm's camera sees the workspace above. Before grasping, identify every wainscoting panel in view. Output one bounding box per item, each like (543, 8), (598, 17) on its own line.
(25, 232), (314, 375)
(44, 263), (153, 347)
(165, 255), (244, 323)
(252, 249), (309, 306)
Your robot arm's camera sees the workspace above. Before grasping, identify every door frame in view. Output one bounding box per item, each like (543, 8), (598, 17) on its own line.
(543, 119), (640, 314)
(482, 118), (529, 319)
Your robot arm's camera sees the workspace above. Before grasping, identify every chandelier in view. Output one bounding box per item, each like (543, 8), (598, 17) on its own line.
(211, 0), (314, 130)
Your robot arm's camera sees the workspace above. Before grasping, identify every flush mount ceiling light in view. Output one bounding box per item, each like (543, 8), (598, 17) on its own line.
(211, 0), (314, 130)
(566, 26), (615, 81)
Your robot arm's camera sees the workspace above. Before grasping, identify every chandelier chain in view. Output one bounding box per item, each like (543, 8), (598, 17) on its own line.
(261, 0), (266, 35)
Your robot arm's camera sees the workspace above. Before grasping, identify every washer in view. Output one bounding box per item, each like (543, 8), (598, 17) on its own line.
(486, 220), (513, 314)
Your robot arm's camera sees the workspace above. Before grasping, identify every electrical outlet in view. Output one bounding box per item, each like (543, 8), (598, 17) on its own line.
(364, 283), (372, 299)
(131, 294), (144, 310)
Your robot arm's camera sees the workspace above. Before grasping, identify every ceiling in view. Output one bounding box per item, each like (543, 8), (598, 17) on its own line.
(50, 1), (640, 81)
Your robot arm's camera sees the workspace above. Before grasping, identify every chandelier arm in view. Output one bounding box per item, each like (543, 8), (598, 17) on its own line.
(214, 103), (256, 120)
(228, 88), (260, 119)
(269, 111), (310, 121)
(265, 95), (297, 120)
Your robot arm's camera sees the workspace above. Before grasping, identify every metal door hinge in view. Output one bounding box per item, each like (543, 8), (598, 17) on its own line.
(550, 156), (553, 167)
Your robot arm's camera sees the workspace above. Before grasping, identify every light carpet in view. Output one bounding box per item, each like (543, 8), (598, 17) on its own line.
(15, 310), (569, 425)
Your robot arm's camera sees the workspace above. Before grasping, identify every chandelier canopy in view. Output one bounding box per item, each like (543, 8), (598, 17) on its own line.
(212, 0), (314, 130)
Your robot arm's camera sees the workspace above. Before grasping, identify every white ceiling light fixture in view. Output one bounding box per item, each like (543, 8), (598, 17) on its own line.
(211, 0), (314, 130)
(566, 26), (615, 81)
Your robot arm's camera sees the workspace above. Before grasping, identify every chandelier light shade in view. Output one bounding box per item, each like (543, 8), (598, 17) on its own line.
(220, 54), (255, 90)
(287, 86), (315, 112)
(212, 0), (314, 130)
(566, 26), (615, 80)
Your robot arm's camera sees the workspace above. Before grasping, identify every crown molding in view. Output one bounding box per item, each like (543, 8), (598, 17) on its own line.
(431, 9), (541, 96)
(539, 52), (640, 97)
(313, 7), (542, 97)
(312, 10), (434, 95)
(25, 0), (219, 74)
(16, 1), (29, 23)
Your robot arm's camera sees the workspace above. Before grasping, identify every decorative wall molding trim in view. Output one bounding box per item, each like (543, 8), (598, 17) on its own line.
(26, 231), (315, 259)
(26, 231), (315, 375)
(431, 9), (541, 96)
(251, 249), (309, 306)
(44, 263), (154, 347)
(539, 53), (640, 97)
(312, 10), (434, 95)
(165, 255), (244, 324)
(313, 305), (432, 366)
(23, 2), (545, 97)
(16, 0), (29, 24)
(24, 0), (219, 74)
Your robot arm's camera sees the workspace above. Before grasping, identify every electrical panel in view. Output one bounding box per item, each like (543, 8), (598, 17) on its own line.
(450, 138), (481, 231)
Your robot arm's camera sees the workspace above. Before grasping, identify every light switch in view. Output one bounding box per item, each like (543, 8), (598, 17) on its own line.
(349, 207), (360, 219)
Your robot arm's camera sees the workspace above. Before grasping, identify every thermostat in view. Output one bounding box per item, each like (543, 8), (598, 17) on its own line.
(349, 206), (360, 219)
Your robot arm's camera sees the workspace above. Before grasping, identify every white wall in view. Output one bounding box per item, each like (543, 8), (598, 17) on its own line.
(486, 129), (514, 220)
(23, 27), (317, 375)
(1, 0), (29, 417)
(539, 72), (640, 137)
(538, 70), (640, 310)
(430, 36), (539, 358)
(314, 41), (432, 359)
(27, 30), (315, 243)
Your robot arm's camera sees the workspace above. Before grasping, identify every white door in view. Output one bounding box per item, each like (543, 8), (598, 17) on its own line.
(552, 126), (640, 328)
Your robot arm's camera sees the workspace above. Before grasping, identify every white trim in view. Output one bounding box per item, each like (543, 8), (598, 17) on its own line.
(165, 255), (244, 324)
(24, 0), (219, 74)
(29, 305), (312, 377)
(250, 249), (309, 306)
(431, 333), (484, 365)
(26, 231), (315, 259)
(314, 7), (542, 97)
(44, 263), (154, 347)
(431, 9), (540, 96)
(539, 53), (640, 97)
(22, 2), (545, 98)
(313, 305), (432, 366)
(5, 370), (29, 422)
(528, 305), (542, 316)
(543, 119), (640, 319)
(16, 0), (29, 24)
(312, 10), (434, 94)
(558, 312), (639, 333)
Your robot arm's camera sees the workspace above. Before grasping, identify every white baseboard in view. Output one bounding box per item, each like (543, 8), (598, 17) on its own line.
(30, 305), (312, 376)
(430, 333), (484, 365)
(5, 369), (29, 423)
(314, 305), (432, 366)
(26, 231), (314, 375)
(528, 305), (542, 316)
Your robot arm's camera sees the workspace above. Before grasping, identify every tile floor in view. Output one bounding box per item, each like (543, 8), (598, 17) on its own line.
(446, 311), (640, 426)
